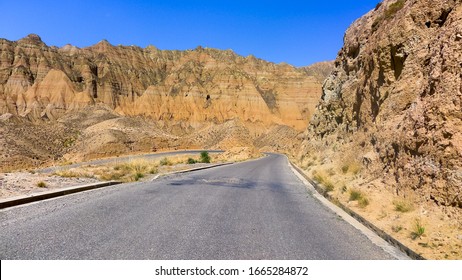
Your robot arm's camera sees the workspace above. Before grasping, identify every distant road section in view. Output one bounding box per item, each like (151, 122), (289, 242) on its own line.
(1, 154), (397, 259)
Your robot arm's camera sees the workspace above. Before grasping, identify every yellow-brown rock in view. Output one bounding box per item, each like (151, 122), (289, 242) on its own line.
(0, 34), (331, 171)
(0, 35), (322, 130)
(300, 0), (462, 209)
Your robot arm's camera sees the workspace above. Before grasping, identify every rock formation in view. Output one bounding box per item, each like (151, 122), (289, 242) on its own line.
(0, 34), (330, 170)
(0, 34), (322, 130)
(301, 0), (462, 208)
(299, 0), (462, 258)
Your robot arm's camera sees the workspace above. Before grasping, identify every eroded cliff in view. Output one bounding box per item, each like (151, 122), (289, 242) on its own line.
(0, 35), (330, 170)
(299, 0), (462, 259)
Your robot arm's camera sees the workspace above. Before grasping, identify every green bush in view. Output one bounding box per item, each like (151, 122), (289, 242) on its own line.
(187, 158), (197, 164)
(134, 172), (144, 181)
(349, 189), (363, 201)
(200, 151), (211, 163)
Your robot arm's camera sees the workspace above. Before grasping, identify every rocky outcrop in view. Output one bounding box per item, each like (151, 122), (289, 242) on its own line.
(0, 34), (322, 130)
(300, 0), (462, 209)
(0, 34), (331, 171)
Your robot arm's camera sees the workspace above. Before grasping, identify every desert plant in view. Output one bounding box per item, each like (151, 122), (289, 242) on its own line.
(55, 170), (79, 178)
(187, 158), (197, 164)
(324, 181), (335, 192)
(134, 172), (144, 181)
(349, 188), (363, 201)
(411, 219), (426, 240)
(160, 157), (172, 166)
(200, 151), (211, 163)
(385, 0), (406, 19)
(393, 200), (414, 213)
(341, 162), (361, 175)
(358, 197), (370, 208)
(37, 181), (47, 188)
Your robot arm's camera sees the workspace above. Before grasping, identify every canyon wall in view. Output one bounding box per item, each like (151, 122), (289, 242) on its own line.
(300, 0), (462, 209)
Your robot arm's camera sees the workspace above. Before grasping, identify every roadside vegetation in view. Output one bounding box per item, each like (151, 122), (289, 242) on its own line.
(312, 170), (335, 193)
(52, 153), (216, 183)
(36, 181), (47, 188)
(348, 188), (369, 208)
(200, 151), (211, 163)
(393, 199), (414, 213)
(411, 219), (426, 240)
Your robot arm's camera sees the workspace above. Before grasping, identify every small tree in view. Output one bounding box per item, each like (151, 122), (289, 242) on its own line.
(200, 151), (211, 163)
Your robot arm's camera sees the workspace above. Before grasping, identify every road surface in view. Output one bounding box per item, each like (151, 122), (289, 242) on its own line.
(1, 154), (398, 259)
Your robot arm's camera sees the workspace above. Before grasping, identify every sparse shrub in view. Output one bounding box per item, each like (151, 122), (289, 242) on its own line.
(312, 170), (335, 193)
(37, 181), (47, 188)
(101, 159), (157, 182)
(341, 162), (361, 175)
(187, 158), (197, 164)
(341, 185), (348, 193)
(372, 0), (406, 32)
(349, 188), (363, 201)
(385, 0), (406, 19)
(100, 172), (123, 181)
(160, 157), (172, 166)
(325, 181), (335, 192)
(55, 170), (79, 178)
(411, 219), (425, 240)
(394, 200), (414, 213)
(134, 172), (144, 181)
(358, 197), (370, 208)
(348, 188), (369, 208)
(200, 151), (211, 163)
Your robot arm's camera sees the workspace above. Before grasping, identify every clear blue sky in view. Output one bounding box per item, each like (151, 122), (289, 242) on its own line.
(0, 0), (379, 67)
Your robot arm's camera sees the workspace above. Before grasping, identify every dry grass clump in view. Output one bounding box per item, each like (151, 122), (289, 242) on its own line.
(341, 161), (361, 175)
(312, 170), (335, 192)
(159, 157), (173, 166)
(103, 159), (158, 182)
(349, 188), (369, 208)
(53, 159), (159, 183)
(393, 199), (414, 213)
(54, 169), (94, 178)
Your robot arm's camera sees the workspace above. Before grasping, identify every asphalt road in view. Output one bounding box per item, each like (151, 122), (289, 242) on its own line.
(1, 154), (397, 259)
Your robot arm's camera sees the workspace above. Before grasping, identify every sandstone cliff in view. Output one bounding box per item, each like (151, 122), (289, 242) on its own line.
(0, 35), (322, 130)
(299, 0), (462, 259)
(0, 35), (328, 170)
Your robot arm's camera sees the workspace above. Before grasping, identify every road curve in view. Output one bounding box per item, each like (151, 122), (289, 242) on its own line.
(1, 154), (396, 259)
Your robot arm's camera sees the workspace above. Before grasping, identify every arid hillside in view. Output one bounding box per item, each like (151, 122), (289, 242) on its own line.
(299, 0), (462, 259)
(0, 35), (332, 171)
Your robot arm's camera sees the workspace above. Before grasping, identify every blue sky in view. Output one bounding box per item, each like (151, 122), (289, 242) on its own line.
(0, 0), (379, 67)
